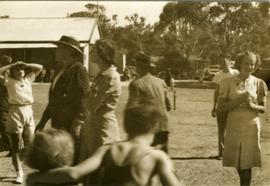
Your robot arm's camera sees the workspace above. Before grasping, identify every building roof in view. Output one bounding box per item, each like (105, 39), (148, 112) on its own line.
(0, 17), (100, 48)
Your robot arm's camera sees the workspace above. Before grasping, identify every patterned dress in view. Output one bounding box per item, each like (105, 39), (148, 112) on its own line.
(219, 75), (268, 169)
(79, 66), (121, 162)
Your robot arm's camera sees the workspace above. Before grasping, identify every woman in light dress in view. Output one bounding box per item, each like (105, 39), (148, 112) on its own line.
(218, 51), (267, 186)
(78, 39), (121, 185)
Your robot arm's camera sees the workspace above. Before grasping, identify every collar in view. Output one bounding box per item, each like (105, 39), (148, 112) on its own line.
(100, 65), (117, 76)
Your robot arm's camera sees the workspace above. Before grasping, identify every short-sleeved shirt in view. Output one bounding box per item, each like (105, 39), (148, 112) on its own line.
(213, 68), (239, 85)
(219, 75), (268, 107)
(4, 72), (35, 105)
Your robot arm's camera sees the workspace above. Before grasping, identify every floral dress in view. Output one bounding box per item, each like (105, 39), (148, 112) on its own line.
(219, 75), (268, 169)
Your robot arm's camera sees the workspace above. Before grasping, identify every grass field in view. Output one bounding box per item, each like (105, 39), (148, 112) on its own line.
(0, 83), (269, 186)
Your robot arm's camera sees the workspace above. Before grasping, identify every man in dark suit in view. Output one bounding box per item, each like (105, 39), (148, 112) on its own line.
(36, 35), (89, 163)
(127, 51), (171, 153)
(0, 55), (12, 154)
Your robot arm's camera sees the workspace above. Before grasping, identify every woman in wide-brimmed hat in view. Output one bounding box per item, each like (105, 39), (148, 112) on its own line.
(78, 39), (121, 184)
(36, 35), (89, 164)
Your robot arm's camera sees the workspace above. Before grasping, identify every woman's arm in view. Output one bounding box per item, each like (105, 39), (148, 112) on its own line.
(218, 92), (248, 111)
(91, 75), (121, 113)
(0, 64), (13, 84)
(0, 64), (13, 75)
(24, 62), (43, 76)
(26, 145), (110, 185)
(248, 79), (268, 113)
(247, 99), (267, 113)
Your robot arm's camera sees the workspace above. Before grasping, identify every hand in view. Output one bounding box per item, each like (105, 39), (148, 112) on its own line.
(246, 99), (256, 110)
(70, 120), (83, 139)
(17, 134), (24, 150)
(239, 91), (251, 103)
(16, 61), (24, 65)
(211, 108), (216, 117)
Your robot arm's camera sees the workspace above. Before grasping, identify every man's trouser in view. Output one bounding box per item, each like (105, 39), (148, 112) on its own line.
(216, 110), (228, 157)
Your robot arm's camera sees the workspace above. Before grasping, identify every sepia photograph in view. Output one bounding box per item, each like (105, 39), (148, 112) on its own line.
(0, 1), (269, 185)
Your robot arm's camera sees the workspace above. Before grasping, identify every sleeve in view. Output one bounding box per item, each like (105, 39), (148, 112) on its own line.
(90, 73), (121, 114)
(25, 72), (36, 83)
(76, 66), (89, 97)
(127, 81), (139, 106)
(219, 78), (230, 100)
(1, 72), (10, 86)
(257, 79), (268, 104)
(74, 66), (90, 123)
(99, 74), (121, 112)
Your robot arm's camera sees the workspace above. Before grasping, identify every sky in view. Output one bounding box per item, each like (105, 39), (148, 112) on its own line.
(0, 1), (170, 26)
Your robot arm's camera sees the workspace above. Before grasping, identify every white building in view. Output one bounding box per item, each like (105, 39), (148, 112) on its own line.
(0, 17), (101, 79)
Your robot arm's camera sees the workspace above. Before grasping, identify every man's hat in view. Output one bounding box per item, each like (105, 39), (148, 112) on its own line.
(0, 55), (12, 66)
(134, 51), (156, 68)
(52, 35), (84, 55)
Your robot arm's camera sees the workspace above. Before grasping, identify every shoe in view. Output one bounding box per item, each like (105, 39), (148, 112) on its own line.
(15, 171), (24, 184)
(216, 156), (223, 160)
(5, 150), (12, 157)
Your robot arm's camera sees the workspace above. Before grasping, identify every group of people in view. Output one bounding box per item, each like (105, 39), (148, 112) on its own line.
(0, 35), (177, 185)
(0, 34), (268, 186)
(212, 52), (268, 186)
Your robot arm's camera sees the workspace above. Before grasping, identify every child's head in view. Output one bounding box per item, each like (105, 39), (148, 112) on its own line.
(26, 128), (74, 172)
(124, 98), (167, 137)
(10, 61), (26, 79)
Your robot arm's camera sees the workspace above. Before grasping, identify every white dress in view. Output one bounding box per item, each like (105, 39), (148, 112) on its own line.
(219, 75), (268, 169)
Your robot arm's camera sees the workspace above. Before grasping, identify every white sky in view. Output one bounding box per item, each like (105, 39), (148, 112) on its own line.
(0, 1), (170, 26)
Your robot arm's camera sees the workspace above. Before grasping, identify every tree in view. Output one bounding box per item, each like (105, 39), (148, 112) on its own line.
(0, 15), (9, 18)
(156, 2), (270, 66)
(69, 3), (117, 39)
(208, 2), (270, 58)
(154, 2), (211, 73)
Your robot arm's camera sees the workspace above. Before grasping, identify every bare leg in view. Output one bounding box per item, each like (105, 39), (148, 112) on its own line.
(8, 134), (24, 183)
(11, 150), (23, 172)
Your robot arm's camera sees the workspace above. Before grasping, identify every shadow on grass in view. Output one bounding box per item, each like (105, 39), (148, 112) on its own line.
(0, 176), (16, 184)
(171, 155), (222, 160)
